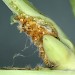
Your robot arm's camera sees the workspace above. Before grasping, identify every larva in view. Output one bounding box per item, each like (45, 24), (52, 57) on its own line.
(14, 14), (58, 68)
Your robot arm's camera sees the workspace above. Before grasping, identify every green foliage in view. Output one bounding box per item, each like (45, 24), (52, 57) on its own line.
(70, 0), (75, 16)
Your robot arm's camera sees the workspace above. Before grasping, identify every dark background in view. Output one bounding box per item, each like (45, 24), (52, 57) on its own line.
(0, 0), (75, 68)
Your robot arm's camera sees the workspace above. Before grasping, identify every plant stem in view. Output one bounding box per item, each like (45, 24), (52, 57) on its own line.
(0, 70), (75, 75)
(2, 0), (68, 38)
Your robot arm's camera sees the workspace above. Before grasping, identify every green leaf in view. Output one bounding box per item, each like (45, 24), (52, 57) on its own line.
(43, 35), (75, 70)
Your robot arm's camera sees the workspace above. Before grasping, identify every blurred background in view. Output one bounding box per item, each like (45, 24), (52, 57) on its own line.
(0, 0), (75, 68)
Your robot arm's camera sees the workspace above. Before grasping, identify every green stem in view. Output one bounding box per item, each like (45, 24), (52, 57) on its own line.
(2, 0), (68, 38)
(0, 70), (75, 75)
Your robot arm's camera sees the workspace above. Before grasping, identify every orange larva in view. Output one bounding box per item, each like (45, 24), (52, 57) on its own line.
(15, 15), (58, 68)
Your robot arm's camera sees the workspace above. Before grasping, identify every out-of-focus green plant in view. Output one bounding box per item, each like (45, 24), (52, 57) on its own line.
(1, 0), (75, 75)
(70, 0), (75, 16)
